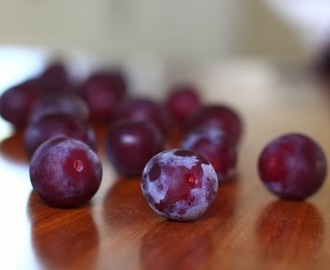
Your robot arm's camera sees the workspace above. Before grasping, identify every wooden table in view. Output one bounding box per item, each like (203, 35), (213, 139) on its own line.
(1, 49), (330, 270)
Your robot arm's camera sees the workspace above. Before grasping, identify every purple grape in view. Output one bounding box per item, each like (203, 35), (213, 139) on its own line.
(258, 133), (327, 200)
(29, 136), (102, 208)
(38, 61), (73, 92)
(165, 84), (202, 125)
(79, 70), (127, 121)
(29, 92), (89, 123)
(181, 126), (237, 183)
(187, 104), (243, 145)
(116, 97), (171, 134)
(24, 112), (96, 159)
(141, 149), (218, 221)
(105, 120), (164, 177)
(0, 79), (42, 128)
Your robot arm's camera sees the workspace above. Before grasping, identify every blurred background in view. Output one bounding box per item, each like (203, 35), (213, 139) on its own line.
(1, 0), (330, 92)
(2, 0), (329, 62)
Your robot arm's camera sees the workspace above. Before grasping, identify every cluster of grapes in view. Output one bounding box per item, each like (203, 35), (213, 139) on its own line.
(0, 60), (328, 222)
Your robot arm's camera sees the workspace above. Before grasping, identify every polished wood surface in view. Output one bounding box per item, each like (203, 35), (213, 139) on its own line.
(1, 56), (330, 270)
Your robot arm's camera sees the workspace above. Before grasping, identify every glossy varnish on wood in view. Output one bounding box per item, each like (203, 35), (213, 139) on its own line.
(1, 67), (330, 270)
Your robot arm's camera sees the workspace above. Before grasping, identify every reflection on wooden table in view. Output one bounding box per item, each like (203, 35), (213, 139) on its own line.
(1, 52), (330, 270)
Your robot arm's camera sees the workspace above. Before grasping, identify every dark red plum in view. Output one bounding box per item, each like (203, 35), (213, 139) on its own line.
(24, 112), (96, 159)
(79, 69), (127, 121)
(181, 126), (237, 183)
(29, 92), (89, 123)
(38, 61), (72, 92)
(0, 79), (42, 128)
(105, 120), (164, 177)
(187, 104), (243, 145)
(165, 84), (202, 125)
(258, 133), (327, 200)
(116, 97), (171, 134)
(29, 137), (102, 208)
(141, 149), (218, 221)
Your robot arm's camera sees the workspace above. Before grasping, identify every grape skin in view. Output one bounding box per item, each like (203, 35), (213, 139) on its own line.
(78, 70), (127, 122)
(141, 149), (218, 221)
(187, 104), (243, 145)
(29, 92), (89, 123)
(181, 126), (237, 183)
(165, 84), (201, 124)
(0, 80), (41, 128)
(116, 98), (171, 135)
(258, 133), (327, 200)
(105, 120), (164, 177)
(29, 137), (102, 208)
(24, 112), (97, 159)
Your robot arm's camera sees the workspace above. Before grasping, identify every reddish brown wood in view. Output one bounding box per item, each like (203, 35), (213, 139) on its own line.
(1, 65), (330, 270)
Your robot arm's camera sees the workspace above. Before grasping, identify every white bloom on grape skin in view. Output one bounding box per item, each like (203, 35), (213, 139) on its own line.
(141, 149), (219, 221)
(143, 170), (168, 205)
(157, 150), (199, 169)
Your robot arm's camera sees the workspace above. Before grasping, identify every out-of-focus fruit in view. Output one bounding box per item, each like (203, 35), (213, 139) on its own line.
(105, 120), (164, 177)
(29, 92), (89, 123)
(24, 112), (96, 159)
(165, 84), (202, 125)
(38, 61), (73, 92)
(258, 133), (327, 200)
(79, 70), (127, 121)
(181, 126), (237, 183)
(0, 79), (42, 128)
(187, 104), (243, 145)
(116, 97), (171, 134)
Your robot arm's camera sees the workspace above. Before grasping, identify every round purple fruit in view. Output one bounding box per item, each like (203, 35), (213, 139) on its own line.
(0, 79), (42, 128)
(29, 92), (89, 123)
(105, 120), (164, 177)
(187, 104), (243, 145)
(141, 149), (218, 221)
(24, 112), (97, 159)
(181, 126), (237, 183)
(258, 133), (327, 200)
(165, 84), (202, 125)
(29, 136), (102, 208)
(79, 69), (127, 122)
(116, 97), (171, 135)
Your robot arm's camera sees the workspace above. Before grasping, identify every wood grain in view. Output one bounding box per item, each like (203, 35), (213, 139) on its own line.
(1, 62), (330, 270)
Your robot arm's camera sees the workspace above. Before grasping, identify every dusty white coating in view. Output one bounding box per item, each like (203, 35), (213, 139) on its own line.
(30, 137), (102, 197)
(201, 162), (218, 185)
(142, 149), (202, 204)
(142, 160), (168, 204)
(157, 150), (200, 169)
(182, 126), (225, 148)
(141, 149), (218, 220)
(170, 187), (210, 220)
